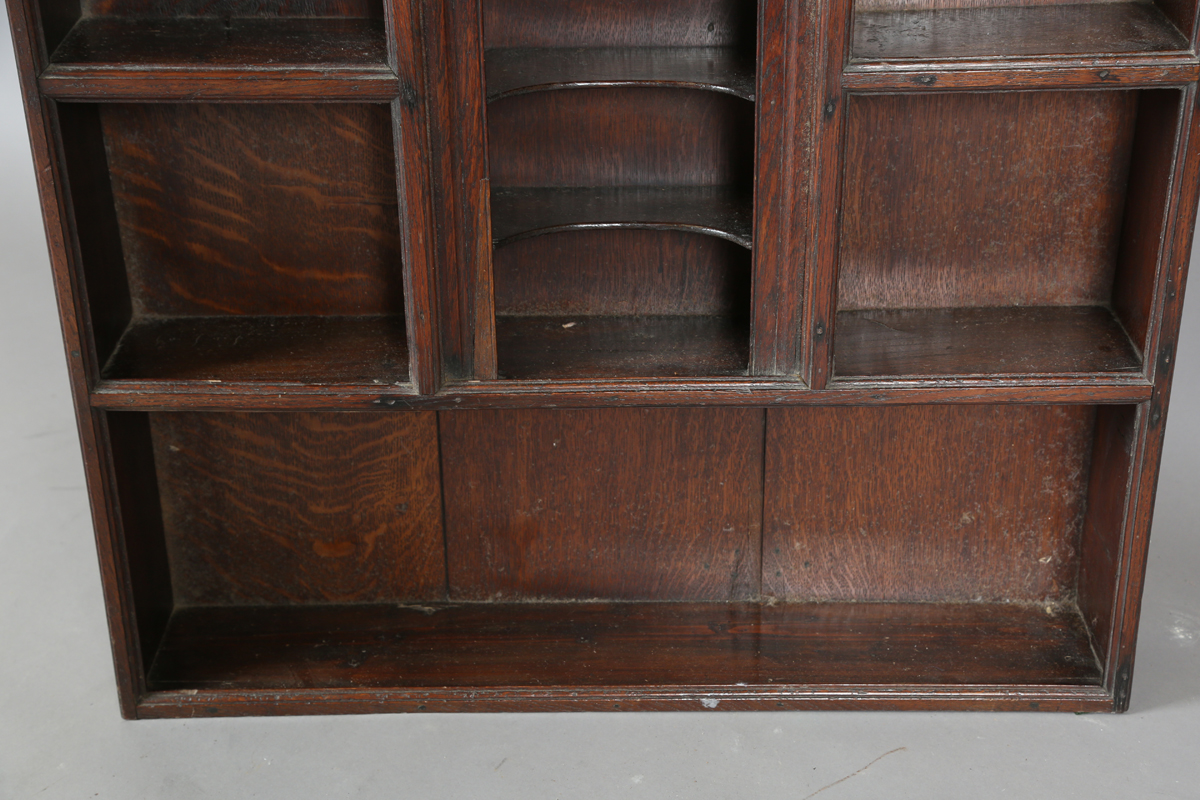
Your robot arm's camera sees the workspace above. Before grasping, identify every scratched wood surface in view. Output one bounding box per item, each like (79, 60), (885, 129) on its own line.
(440, 408), (763, 600)
(101, 103), (403, 318)
(840, 91), (1137, 311)
(151, 412), (445, 605)
(764, 405), (1096, 602)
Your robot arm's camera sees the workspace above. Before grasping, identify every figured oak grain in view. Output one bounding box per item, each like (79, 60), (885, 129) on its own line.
(440, 408), (763, 600)
(764, 404), (1096, 602)
(152, 412), (444, 605)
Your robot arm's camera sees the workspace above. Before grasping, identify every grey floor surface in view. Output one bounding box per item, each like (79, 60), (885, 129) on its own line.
(2, 14), (1199, 800)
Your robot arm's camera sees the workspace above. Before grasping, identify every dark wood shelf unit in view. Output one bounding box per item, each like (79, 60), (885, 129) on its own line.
(7, 0), (1200, 719)
(490, 185), (753, 248)
(485, 46), (757, 102)
(40, 17), (395, 100)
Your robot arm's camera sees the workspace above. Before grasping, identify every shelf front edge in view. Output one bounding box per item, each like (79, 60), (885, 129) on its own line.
(39, 67), (401, 101)
(843, 58), (1200, 92)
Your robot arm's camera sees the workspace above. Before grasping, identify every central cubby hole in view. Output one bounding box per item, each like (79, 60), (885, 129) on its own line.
(834, 88), (1181, 380)
(482, 0), (757, 381)
(59, 102), (409, 387)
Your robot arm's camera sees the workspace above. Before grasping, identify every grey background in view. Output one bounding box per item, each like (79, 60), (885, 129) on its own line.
(1, 14), (1197, 799)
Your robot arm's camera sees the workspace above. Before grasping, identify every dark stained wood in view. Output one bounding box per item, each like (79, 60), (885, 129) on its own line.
(440, 408), (763, 600)
(485, 47), (756, 102)
(495, 315), (749, 380)
(106, 412), (174, 673)
(494, 229), (750, 317)
(490, 186), (752, 248)
(840, 91), (1137, 311)
(102, 315), (410, 384)
(843, 60), (1200, 93)
(41, 18), (395, 101)
(852, 4), (1188, 63)
(834, 306), (1142, 378)
(487, 87), (754, 188)
(145, 601), (1102, 692)
(1112, 90), (1184, 354)
(151, 412), (444, 605)
(100, 103), (403, 317)
(482, 0), (756, 48)
(80, 0), (381, 16)
(764, 405), (1095, 601)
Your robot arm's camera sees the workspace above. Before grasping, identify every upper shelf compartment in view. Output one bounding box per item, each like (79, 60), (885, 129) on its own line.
(846, 0), (1197, 90)
(485, 47), (756, 102)
(37, 0), (394, 101)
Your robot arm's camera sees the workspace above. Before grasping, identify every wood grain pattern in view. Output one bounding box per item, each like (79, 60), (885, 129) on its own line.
(856, 0), (1140, 11)
(151, 412), (444, 605)
(495, 315), (750, 379)
(852, 4), (1188, 61)
(482, 0), (756, 48)
(834, 306), (1142, 378)
(490, 186), (752, 248)
(145, 601), (1102, 691)
(842, 60), (1200, 93)
(494, 229), (750, 317)
(764, 405), (1096, 601)
(102, 315), (410, 384)
(487, 88), (754, 188)
(82, 0), (380, 17)
(840, 91), (1137, 311)
(485, 47), (756, 102)
(440, 408), (763, 600)
(101, 103), (403, 317)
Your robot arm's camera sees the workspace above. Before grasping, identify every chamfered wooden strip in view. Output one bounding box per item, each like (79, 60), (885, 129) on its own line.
(840, 91), (1138, 311)
(100, 103), (403, 317)
(80, 0), (381, 16)
(842, 61), (1199, 93)
(41, 18), (397, 101)
(485, 47), (756, 102)
(102, 315), (410, 384)
(495, 315), (750, 380)
(851, 3), (1189, 63)
(834, 306), (1143, 378)
(440, 408), (763, 600)
(490, 186), (752, 248)
(151, 411), (444, 605)
(487, 87), (754, 188)
(145, 601), (1103, 691)
(764, 404), (1097, 602)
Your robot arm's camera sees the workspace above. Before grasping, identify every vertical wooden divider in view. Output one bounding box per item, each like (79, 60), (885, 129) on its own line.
(389, 0), (445, 392)
(804, 0), (853, 389)
(749, 0), (814, 379)
(417, 0), (498, 382)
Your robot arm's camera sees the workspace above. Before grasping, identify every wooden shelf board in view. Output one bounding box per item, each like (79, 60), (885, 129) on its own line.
(102, 314), (410, 385)
(143, 601), (1103, 706)
(835, 306), (1143, 379)
(490, 186), (753, 249)
(485, 47), (756, 102)
(496, 314), (750, 380)
(852, 3), (1189, 63)
(41, 18), (396, 100)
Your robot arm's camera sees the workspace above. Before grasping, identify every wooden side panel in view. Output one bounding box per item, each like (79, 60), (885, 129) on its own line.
(764, 405), (1095, 602)
(101, 104), (403, 317)
(441, 408), (764, 601)
(1077, 405), (1138, 670)
(1112, 90), (1183, 355)
(81, 0), (382, 17)
(840, 91), (1137, 310)
(855, 0), (1133, 11)
(151, 412), (445, 605)
(494, 229), (750, 316)
(487, 88), (754, 189)
(482, 0), (756, 47)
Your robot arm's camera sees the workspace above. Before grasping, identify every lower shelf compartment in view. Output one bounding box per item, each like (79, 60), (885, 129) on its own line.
(496, 315), (749, 380)
(834, 305), (1142, 379)
(141, 601), (1105, 714)
(102, 314), (410, 386)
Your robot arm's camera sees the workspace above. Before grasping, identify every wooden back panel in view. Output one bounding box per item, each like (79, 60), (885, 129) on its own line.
(764, 405), (1096, 602)
(840, 91), (1137, 311)
(101, 103), (402, 317)
(482, 0), (756, 47)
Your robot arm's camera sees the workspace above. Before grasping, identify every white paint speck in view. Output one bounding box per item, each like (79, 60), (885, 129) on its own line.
(701, 698), (720, 709)
(632, 775), (644, 784)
